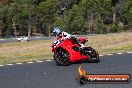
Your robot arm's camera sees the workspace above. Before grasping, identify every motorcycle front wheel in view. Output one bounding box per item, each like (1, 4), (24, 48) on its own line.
(54, 49), (70, 66)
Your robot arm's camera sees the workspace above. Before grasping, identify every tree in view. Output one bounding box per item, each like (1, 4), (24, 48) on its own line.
(8, 1), (21, 37)
(77, 0), (112, 33)
(53, 16), (66, 29)
(0, 3), (10, 37)
(122, 0), (132, 24)
(65, 4), (84, 33)
(0, 0), (132, 37)
(36, 0), (57, 36)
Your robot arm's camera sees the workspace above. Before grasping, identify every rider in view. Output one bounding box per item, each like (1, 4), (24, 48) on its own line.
(52, 27), (85, 47)
(52, 27), (71, 41)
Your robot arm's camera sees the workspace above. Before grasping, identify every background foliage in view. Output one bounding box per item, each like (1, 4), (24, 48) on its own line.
(0, 0), (132, 37)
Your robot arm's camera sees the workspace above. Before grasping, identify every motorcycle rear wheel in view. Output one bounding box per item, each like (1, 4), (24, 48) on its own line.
(54, 49), (70, 66)
(83, 47), (100, 63)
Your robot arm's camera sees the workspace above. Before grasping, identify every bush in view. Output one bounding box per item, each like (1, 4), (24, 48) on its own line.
(94, 19), (107, 34)
(110, 23), (123, 33)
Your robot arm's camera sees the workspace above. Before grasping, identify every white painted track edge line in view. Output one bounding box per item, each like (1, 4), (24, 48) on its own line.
(117, 53), (123, 54)
(107, 54), (113, 55)
(127, 52), (132, 54)
(36, 61), (43, 62)
(16, 63), (23, 64)
(46, 60), (52, 61)
(6, 64), (13, 66)
(0, 52), (131, 67)
(0, 65), (4, 66)
(26, 62), (34, 63)
(99, 55), (104, 56)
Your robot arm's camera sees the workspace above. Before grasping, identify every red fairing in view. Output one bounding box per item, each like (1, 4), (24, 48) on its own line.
(51, 44), (54, 52)
(51, 36), (99, 66)
(78, 37), (88, 44)
(78, 37), (85, 42)
(51, 39), (88, 62)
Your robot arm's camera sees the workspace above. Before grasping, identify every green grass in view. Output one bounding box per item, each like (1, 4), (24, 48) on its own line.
(0, 32), (132, 65)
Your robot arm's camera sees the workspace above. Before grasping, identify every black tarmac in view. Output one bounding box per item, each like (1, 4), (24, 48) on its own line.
(0, 53), (132, 88)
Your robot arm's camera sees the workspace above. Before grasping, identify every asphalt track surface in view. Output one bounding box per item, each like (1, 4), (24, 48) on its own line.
(0, 37), (52, 44)
(0, 35), (85, 44)
(0, 53), (132, 88)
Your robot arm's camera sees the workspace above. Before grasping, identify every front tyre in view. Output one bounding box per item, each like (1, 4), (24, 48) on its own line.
(54, 49), (70, 66)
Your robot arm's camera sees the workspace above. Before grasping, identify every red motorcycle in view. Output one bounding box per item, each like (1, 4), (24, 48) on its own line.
(51, 37), (99, 66)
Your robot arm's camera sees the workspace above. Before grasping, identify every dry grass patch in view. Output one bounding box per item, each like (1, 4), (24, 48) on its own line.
(86, 32), (132, 54)
(0, 40), (52, 64)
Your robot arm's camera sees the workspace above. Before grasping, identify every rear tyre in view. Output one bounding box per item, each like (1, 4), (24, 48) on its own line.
(83, 47), (100, 63)
(54, 48), (70, 66)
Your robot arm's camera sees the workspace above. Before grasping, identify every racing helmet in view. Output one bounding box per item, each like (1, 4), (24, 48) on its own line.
(52, 27), (62, 37)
